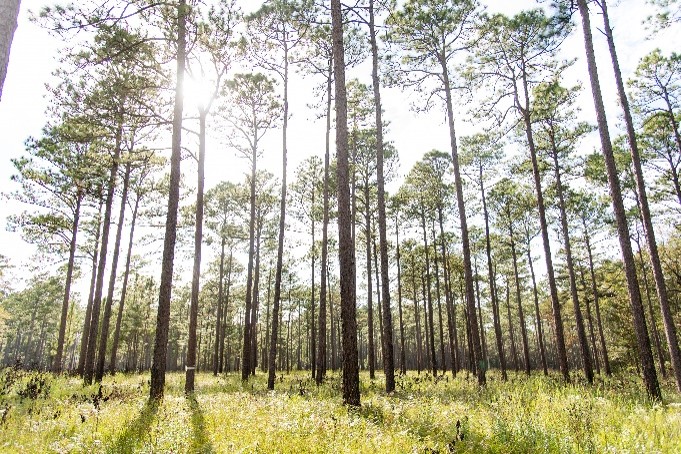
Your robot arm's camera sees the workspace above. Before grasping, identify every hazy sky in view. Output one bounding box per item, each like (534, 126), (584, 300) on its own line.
(0, 0), (678, 297)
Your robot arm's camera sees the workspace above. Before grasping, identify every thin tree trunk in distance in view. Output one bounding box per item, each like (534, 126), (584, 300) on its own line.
(110, 193), (140, 373)
(186, 110), (207, 393)
(97, 161), (131, 382)
(53, 192), (82, 373)
(78, 201), (103, 377)
(369, 0), (395, 392)
(316, 66), (332, 383)
(84, 110), (124, 385)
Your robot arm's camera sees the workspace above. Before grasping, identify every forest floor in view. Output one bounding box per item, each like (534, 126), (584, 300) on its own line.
(0, 368), (680, 453)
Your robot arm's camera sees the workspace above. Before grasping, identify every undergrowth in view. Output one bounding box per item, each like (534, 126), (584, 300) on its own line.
(0, 368), (679, 453)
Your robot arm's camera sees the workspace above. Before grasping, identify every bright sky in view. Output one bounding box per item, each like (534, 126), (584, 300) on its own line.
(0, 0), (679, 300)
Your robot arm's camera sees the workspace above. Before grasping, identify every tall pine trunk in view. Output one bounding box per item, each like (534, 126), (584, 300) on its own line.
(150, 0), (186, 400)
(550, 136), (593, 383)
(442, 60), (484, 385)
(185, 109), (207, 393)
(53, 191), (82, 373)
(332, 0), (360, 406)
(96, 161), (131, 382)
(110, 192), (140, 373)
(84, 105), (124, 385)
(316, 65), (332, 382)
(518, 76), (569, 382)
(78, 201), (103, 376)
(600, 0), (681, 392)
(576, 0), (660, 400)
(369, 0), (395, 392)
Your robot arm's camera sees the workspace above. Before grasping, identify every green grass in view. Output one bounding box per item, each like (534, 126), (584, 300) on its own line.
(1, 368), (680, 453)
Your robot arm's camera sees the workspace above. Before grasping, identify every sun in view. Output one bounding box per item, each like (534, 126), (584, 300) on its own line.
(182, 75), (214, 109)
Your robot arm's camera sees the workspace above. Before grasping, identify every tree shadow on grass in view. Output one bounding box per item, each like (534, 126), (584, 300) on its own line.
(106, 399), (159, 454)
(187, 394), (215, 453)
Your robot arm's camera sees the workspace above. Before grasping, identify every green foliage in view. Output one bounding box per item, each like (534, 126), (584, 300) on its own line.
(0, 371), (679, 452)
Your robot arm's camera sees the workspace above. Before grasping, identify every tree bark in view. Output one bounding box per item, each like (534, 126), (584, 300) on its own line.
(0, 0), (20, 101)
(576, 0), (660, 399)
(150, 0), (186, 400)
(480, 170), (506, 380)
(332, 0), (360, 406)
(96, 161), (131, 382)
(369, 0), (395, 392)
(365, 188), (375, 379)
(84, 104), (124, 385)
(110, 191), (140, 374)
(442, 64), (485, 385)
(77, 201), (102, 377)
(550, 135), (593, 383)
(518, 75), (569, 382)
(527, 246), (549, 375)
(53, 191), (82, 373)
(213, 238), (225, 375)
(395, 217), (406, 375)
(316, 66), (332, 383)
(600, 0), (681, 392)
(185, 110), (207, 393)
(508, 224), (530, 376)
(267, 35), (291, 391)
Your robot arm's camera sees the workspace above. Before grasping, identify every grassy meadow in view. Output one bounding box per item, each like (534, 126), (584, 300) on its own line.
(1, 367), (680, 453)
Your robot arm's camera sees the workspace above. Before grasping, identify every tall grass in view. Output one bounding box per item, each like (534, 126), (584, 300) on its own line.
(0, 367), (679, 453)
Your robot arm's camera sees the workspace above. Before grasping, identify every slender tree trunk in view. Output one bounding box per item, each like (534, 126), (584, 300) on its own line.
(508, 226), (530, 376)
(636, 232), (668, 376)
(78, 201), (103, 377)
(518, 74), (569, 381)
(578, 265), (601, 374)
(473, 258), (488, 370)
(364, 189), (376, 379)
(149, 0), (186, 399)
(480, 173), (506, 379)
(310, 203), (316, 379)
(110, 193), (140, 374)
(369, 0), (395, 391)
(549, 131), (594, 383)
(220, 249), (233, 374)
(526, 239), (549, 376)
(420, 209), (437, 376)
(582, 223), (610, 376)
(505, 279), (519, 373)
(330, 263), (337, 371)
(599, 0), (681, 392)
(316, 67), (332, 383)
(395, 218), (406, 375)
(84, 104), (125, 385)
(411, 255), (422, 374)
(431, 222), (446, 374)
(53, 192), (82, 373)
(374, 237), (384, 367)
(576, 0), (660, 399)
(251, 226), (262, 375)
(97, 161), (131, 382)
(268, 43), (291, 391)
(438, 208), (457, 376)
(213, 238), (225, 375)
(442, 61), (484, 385)
(186, 111), (207, 392)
